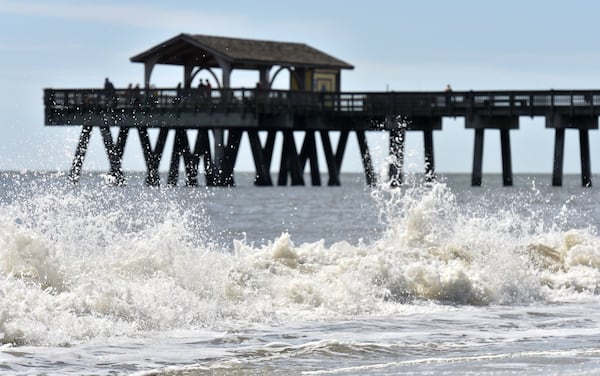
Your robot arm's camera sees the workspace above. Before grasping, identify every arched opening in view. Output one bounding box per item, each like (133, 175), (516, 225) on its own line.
(190, 67), (221, 88)
(269, 66), (291, 90)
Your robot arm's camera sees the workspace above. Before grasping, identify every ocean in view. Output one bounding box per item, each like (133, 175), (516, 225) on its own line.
(1, 171), (600, 375)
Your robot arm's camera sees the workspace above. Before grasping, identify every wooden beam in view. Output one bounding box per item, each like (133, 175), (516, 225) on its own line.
(579, 128), (592, 187)
(278, 130), (304, 186)
(388, 128), (405, 186)
(299, 131), (321, 186)
(219, 129), (243, 186)
(69, 125), (93, 184)
(167, 129), (190, 187)
(320, 130), (341, 186)
(247, 130), (273, 186)
(335, 130), (349, 170)
(355, 130), (376, 187)
(500, 129), (513, 186)
(472, 128), (484, 186)
(193, 129), (213, 186)
(552, 128), (565, 186)
(423, 129), (435, 182)
(183, 131), (200, 187)
(100, 126), (129, 186)
(139, 127), (169, 186)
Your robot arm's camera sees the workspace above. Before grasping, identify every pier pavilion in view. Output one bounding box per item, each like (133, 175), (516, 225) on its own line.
(44, 34), (599, 187)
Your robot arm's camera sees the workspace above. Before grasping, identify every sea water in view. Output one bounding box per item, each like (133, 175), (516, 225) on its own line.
(1, 171), (600, 375)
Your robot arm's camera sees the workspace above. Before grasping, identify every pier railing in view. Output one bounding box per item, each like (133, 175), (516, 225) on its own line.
(45, 88), (600, 126)
(44, 87), (600, 187)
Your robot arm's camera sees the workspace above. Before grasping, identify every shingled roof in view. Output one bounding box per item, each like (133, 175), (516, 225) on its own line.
(130, 33), (354, 70)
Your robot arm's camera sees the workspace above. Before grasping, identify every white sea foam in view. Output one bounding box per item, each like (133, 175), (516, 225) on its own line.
(0, 177), (599, 347)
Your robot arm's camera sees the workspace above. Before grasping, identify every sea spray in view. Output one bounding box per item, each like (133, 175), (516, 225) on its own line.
(372, 176), (600, 303)
(0, 183), (219, 345)
(0, 173), (600, 347)
(371, 179), (542, 304)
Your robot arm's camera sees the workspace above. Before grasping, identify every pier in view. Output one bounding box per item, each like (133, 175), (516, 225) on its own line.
(43, 34), (599, 187)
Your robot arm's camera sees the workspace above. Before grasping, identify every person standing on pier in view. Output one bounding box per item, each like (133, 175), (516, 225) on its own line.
(174, 82), (183, 105)
(205, 79), (212, 100)
(444, 84), (453, 107)
(104, 77), (116, 107)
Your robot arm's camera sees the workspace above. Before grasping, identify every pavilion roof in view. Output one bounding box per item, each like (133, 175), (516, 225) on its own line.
(130, 33), (354, 70)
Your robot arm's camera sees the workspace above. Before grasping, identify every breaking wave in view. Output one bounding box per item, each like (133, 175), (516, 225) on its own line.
(0, 173), (599, 346)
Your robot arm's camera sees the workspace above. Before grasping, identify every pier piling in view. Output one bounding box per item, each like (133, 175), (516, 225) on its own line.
(46, 87), (600, 188)
(69, 125), (93, 184)
(471, 129), (485, 187)
(467, 115), (518, 187)
(552, 128), (566, 186)
(579, 129), (592, 187)
(248, 130), (273, 186)
(388, 127), (405, 186)
(500, 129), (513, 186)
(423, 129), (435, 182)
(547, 114), (597, 187)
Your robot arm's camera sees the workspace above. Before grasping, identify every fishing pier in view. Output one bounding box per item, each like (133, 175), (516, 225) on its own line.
(44, 34), (599, 187)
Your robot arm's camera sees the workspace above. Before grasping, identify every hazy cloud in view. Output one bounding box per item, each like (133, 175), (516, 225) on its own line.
(0, 42), (82, 52)
(0, 0), (250, 32)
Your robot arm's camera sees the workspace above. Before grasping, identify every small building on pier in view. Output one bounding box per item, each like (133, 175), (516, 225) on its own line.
(129, 33), (353, 92)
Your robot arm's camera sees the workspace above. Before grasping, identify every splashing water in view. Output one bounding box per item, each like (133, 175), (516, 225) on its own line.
(0, 172), (599, 347)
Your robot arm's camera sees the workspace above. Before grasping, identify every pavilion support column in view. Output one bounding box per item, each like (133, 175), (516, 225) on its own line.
(219, 60), (232, 88)
(183, 64), (194, 88)
(355, 130), (376, 187)
(139, 127), (169, 187)
(259, 67), (271, 89)
(100, 126), (129, 186)
(69, 125), (93, 184)
(143, 56), (159, 89)
(293, 68), (307, 90)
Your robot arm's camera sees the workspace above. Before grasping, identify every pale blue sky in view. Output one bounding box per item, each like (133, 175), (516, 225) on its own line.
(1, 0), (600, 175)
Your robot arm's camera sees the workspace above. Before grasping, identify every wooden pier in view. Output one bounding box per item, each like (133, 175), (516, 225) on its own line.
(45, 87), (600, 187)
(43, 34), (600, 187)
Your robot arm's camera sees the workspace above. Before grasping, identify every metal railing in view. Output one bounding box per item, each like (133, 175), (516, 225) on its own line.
(44, 88), (600, 120)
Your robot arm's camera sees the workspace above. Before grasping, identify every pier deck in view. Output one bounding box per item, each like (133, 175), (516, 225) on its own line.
(45, 88), (600, 127)
(44, 88), (600, 187)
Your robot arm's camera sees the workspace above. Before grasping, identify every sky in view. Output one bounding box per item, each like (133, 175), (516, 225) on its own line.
(2, 0), (600, 177)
